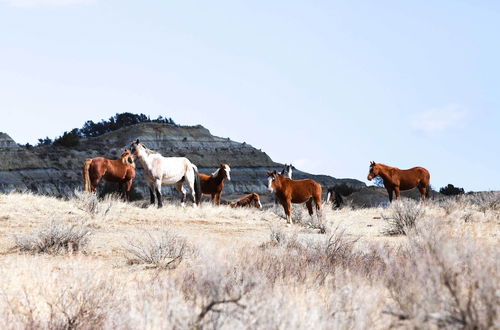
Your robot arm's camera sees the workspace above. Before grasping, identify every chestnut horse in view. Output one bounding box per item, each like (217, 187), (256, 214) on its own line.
(82, 149), (136, 200)
(230, 193), (262, 209)
(199, 163), (231, 205)
(367, 161), (430, 202)
(267, 170), (322, 224)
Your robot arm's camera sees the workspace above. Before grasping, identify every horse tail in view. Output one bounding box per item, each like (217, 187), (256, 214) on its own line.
(192, 165), (202, 205)
(82, 159), (92, 192)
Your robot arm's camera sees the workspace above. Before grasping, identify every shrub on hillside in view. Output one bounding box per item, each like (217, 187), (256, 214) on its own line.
(439, 184), (465, 196)
(53, 128), (80, 147)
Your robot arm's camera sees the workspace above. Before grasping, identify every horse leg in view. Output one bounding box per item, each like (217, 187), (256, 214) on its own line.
(149, 186), (155, 205)
(215, 193), (221, 206)
(306, 198), (314, 216)
(418, 183), (427, 201)
(154, 180), (163, 208)
(387, 188), (394, 203)
(124, 180), (133, 202)
(211, 193), (216, 205)
(394, 187), (401, 200)
(284, 199), (292, 224)
(175, 182), (186, 207)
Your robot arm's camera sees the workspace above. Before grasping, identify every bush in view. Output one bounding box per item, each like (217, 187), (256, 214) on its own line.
(73, 190), (113, 218)
(14, 220), (92, 254)
(440, 184), (465, 196)
(384, 224), (499, 328)
(124, 230), (192, 269)
(53, 128), (80, 147)
(382, 199), (425, 235)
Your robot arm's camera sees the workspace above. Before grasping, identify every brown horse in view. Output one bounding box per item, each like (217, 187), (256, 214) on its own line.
(230, 193), (262, 209)
(82, 150), (136, 200)
(367, 161), (430, 202)
(199, 163), (231, 205)
(267, 170), (322, 224)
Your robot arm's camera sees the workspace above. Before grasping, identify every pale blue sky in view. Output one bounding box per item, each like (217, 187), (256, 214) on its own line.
(0, 0), (498, 191)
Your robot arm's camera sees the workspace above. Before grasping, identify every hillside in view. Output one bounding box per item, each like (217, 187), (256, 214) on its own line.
(0, 123), (365, 198)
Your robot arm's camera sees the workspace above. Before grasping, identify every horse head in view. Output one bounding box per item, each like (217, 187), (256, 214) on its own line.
(266, 170), (279, 192)
(121, 149), (135, 168)
(130, 139), (149, 157)
(367, 161), (379, 180)
(251, 193), (262, 209)
(220, 163), (231, 181)
(280, 163), (293, 178)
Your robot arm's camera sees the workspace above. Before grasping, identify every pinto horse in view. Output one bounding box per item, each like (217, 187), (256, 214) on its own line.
(130, 139), (201, 207)
(230, 193), (262, 209)
(326, 187), (344, 209)
(199, 163), (231, 205)
(82, 149), (136, 200)
(280, 164), (293, 178)
(267, 170), (322, 224)
(367, 161), (430, 202)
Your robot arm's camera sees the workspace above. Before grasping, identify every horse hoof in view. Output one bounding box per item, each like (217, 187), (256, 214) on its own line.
(181, 202), (186, 207)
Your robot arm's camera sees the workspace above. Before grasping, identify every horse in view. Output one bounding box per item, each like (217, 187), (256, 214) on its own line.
(326, 187), (344, 209)
(199, 163), (231, 205)
(267, 170), (322, 224)
(274, 163), (294, 205)
(230, 193), (262, 209)
(130, 139), (201, 207)
(82, 149), (136, 200)
(280, 163), (294, 178)
(367, 161), (430, 202)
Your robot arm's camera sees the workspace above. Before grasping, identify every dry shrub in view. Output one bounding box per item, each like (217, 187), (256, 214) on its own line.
(73, 190), (113, 218)
(14, 220), (91, 254)
(255, 227), (379, 285)
(384, 223), (499, 328)
(466, 191), (500, 214)
(0, 258), (121, 330)
(124, 229), (193, 269)
(382, 199), (425, 235)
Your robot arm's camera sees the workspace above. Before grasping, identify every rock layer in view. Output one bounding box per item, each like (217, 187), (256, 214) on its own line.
(0, 123), (365, 198)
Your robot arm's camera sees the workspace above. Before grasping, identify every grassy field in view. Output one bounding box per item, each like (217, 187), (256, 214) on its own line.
(0, 191), (498, 329)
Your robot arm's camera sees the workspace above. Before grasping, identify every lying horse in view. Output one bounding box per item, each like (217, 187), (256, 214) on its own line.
(199, 163), (231, 205)
(326, 187), (344, 209)
(267, 170), (322, 224)
(82, 149), (136, 200)
(230, 193), (262, 209)
(130, 139), (201, 207)
(367, 161), (430, 202)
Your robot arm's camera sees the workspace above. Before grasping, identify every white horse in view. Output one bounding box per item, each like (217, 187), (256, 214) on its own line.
(130, 139), (201, 207)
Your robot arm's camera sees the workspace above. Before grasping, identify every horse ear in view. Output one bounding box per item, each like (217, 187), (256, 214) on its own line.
(136, 139), (140, 144)
(266, 170), (272, 176)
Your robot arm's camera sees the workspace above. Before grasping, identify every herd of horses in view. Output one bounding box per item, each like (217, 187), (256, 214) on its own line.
(82, 139), (431, 224)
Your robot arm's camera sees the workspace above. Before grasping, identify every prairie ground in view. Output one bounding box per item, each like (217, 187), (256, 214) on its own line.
(0, 191), (498, 329)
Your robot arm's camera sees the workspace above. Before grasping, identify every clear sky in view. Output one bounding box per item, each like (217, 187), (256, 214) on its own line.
(0, 0), (498, 191)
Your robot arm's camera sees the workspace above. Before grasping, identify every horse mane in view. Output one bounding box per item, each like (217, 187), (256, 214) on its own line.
(141, 145), (159, 156)
(211, 168), (221, 177)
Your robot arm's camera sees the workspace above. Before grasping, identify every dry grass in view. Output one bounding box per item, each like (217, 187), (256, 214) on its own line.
(13, 220), (92, 254)
(0, 191), (498, 329)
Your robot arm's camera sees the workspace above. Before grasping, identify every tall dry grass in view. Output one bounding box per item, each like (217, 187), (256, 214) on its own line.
(0, 191), (498, 329)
